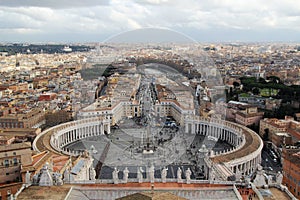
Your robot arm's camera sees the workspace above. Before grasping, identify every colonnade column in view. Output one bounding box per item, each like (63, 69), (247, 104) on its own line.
(185, 123), (189, 134)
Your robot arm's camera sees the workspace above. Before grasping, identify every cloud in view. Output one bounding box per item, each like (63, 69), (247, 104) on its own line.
(0, 0), (109, 9)
(0, 0), (300, 42)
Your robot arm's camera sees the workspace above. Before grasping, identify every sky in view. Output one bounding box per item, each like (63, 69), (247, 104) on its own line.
(0, 0), (300, 43)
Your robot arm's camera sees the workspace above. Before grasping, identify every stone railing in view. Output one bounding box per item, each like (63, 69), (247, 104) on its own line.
(250, 183), (264, 200)
(278, 185), (298, 200)
(233, 184), (243, 200)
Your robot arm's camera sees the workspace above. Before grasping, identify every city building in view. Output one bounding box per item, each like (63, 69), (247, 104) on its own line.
(259, 116), (300, 151)
(282, 146), (300, 199)
(0, 128), (41, 143)
(235, 106), (264, 127)
(77, 73), (142, 124)
(0, 142), (32, 184)
(0, 108), (45, 128)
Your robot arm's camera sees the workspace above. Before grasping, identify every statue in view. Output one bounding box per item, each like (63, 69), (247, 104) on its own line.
(177, 167), (182, 183)
(112, 167), (119, 184)
(268, 175), (273, 185)
(161, 167), (168, 183)
(245, 177), (251, 186)
(89, 167), (96, 181)
(253, 164), (267, 187)
(137, 167), (144, 183)
(123, 167), (129, 183)
(149, 164), (155, 183)
(185, 168), (192, 184)
(25, 171), (31, 185)
(39, 163), (53, 186)
(276, 172), (283, 185)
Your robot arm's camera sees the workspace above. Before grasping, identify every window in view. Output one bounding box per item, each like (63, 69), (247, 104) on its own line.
(13, 158), (18, 166)
(6, 173), (9, 176)
(4, 160), (9, 167)
(13, 152), (16, 156)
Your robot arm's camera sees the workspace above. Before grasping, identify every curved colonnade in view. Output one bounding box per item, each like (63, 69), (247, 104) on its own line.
(185, 116), (263, 176)
(33, 117), (111, 156)
(33, 116), (263, 178)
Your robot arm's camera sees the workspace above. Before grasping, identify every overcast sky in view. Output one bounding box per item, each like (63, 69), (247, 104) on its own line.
(0, 0), (300, 43)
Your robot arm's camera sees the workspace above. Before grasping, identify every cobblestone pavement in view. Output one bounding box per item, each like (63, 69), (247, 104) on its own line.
(66, 126), (233, 180)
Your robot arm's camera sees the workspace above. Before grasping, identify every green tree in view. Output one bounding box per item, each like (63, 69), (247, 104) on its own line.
(252, 87), (260, 95)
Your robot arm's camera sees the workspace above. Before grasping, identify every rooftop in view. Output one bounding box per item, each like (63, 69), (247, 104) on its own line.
(211, 124), (262, 163)
(17, 185), (71, 200)
(18, 183), (241, 200)
(0, 142), (31, 152)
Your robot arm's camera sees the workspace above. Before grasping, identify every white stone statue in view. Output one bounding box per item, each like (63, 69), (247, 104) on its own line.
(245, 177), (251, 186)
(149, 164), (155, 183)
(137, 167), (144, 183)
(276, 172), (283, 185)
(185, 168), (192, 184)
(89, 167), (96, 181)
(161, 167), (168, 183)
(123, 167), (129, 183)
(112, 167), (119, 184)
(25, 171), (31, 185)
(39, 163), (53, 186)
(253, 164), (267, 188)
(268, 175), (273, 185)
(177, 167), (182, 183)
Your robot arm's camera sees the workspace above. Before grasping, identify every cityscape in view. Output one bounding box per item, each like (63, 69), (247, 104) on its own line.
(0, 1), (300, 200)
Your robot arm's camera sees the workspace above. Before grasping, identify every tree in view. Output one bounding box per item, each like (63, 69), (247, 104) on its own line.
(258, 77), (266, 84)
(233, 81), (240, 88)
(252, 87), (260, 95)
(263, 128), (269, 141)
(267, 76), (282, 84)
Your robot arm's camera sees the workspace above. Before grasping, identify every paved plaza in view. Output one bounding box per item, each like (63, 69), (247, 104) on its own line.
(66, 122), (233, 180)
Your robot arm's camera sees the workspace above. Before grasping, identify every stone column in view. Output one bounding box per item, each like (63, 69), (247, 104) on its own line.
(185, 123), (189, 134)
(67, 132), (70, 143)
(107, 123), (111, 134)
(101, 123), (104, 135)
(199, 124), (202, 135)
(191, 123), (195, 134)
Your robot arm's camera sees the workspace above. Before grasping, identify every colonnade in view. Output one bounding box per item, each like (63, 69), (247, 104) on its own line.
(49, 117), (111, 155)
(43, 114), (263, 179)
(185, 121), (243, 147)
(185, 116), (263, 177)
(230, 155), (262, 176)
